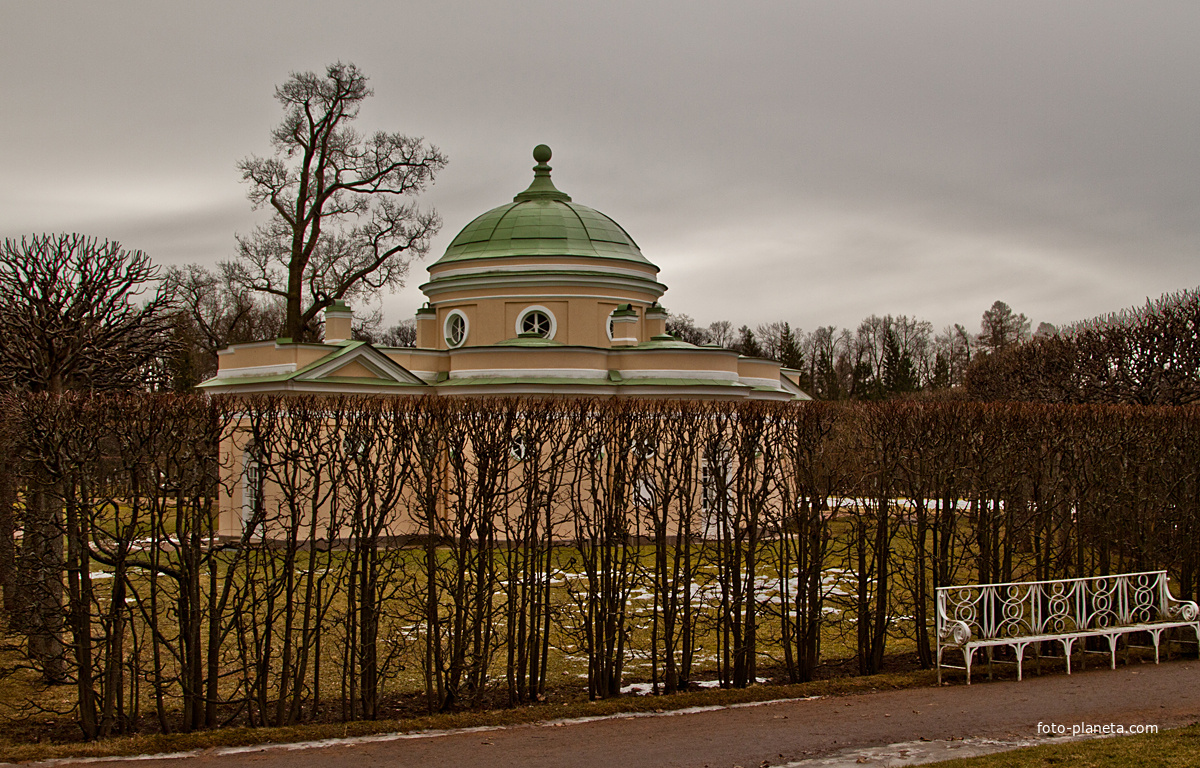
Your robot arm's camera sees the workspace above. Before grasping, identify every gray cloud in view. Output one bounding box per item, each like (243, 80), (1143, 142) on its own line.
(3, 1), (1197, 337)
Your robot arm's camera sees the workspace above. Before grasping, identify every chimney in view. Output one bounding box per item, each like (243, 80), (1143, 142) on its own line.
(416, 305), (438, 348)
(610, 304), (639, 347)
(324, 300), (354, 343)
(645, 303), (670, 340)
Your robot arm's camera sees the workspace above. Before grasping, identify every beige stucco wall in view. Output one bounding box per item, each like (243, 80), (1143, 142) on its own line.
(216, 342), (333, 374)
(381, 348), (448, 379)
(738, 358), (781, 380)
(329, 359), (380, 379)
(426, 297), (656, 348)
(612, 348), (741, 375)
(448, 346), (611, 376)
(217, 420), (731, 544)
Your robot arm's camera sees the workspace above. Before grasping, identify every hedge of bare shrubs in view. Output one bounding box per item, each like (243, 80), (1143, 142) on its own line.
(1, 394), (1197, 737)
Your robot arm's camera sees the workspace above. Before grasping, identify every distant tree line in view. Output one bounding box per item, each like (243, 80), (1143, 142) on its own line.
(666, 298), (1038, 400)
(669, 288), (1200, 406)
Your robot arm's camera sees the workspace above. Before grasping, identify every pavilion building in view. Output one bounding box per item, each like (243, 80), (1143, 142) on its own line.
(199, 145), (808, 401)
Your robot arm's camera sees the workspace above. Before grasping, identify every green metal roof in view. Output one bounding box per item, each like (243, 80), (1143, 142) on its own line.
(492, 335), (567, 347)
(431, 146), (654, 268)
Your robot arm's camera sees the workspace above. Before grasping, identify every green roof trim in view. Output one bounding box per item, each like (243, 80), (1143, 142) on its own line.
(492, 336), (566, 347)
(632, 338), (699, 350)
(434, 376), (748, 389)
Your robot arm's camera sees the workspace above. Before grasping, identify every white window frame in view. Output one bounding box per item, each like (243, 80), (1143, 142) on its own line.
(700, 451), (730, 537)
(444, 309), (469, 348)
(515, 305), (557, 340)
(242, 443), (263, 531)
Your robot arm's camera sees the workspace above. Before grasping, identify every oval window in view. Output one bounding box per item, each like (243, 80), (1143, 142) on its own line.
(444, 310), (469, 348)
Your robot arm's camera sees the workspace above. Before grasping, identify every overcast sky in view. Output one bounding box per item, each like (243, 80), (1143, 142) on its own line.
(3, 1), (1198, 336)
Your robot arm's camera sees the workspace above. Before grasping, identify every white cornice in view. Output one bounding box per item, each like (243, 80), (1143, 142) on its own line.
(217, 340), (329, 356)
(620, 369), (740, 381)
(420, 272), (667, 299)
(429, 382), (772, 400)
(430, 262), (659, 281)
(217, 363), (297, 379)
(739, 376), (787, 390)
(449, 367), (603, 380)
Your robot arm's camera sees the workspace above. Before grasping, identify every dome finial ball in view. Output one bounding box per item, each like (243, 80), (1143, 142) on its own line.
(533, 144), (552, 163)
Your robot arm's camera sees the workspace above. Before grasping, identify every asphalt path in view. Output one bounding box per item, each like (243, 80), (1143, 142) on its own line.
(27, 660), (1200, 768)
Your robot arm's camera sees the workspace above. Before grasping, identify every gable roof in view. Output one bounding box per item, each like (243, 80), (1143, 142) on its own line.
(197, 341), (429, 394)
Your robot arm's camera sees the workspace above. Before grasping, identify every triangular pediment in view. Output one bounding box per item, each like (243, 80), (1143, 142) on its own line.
(296, 343), (426, 386)
(325, 359), (382, 379)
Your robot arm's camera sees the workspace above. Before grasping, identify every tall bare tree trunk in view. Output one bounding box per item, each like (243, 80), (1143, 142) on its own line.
(24, 487), (65, 684)
(0, 465), (17, 614)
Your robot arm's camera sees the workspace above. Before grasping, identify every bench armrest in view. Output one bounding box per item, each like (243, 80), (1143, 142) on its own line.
(940, 620), (972, 646)
(1165, 598), (1199, 622)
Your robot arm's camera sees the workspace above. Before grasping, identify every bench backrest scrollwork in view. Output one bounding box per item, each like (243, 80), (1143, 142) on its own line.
(936, 570), (1177, 643)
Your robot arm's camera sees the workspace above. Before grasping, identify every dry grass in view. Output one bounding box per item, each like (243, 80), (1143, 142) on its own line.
(929, 723), (1200, 767)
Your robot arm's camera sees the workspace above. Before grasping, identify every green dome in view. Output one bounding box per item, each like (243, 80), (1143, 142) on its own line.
(432, 146), (653, 268)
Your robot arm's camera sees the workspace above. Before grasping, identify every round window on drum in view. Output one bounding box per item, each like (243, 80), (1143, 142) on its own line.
(444, 310), (469, 348)
(515, 306), (557, 339)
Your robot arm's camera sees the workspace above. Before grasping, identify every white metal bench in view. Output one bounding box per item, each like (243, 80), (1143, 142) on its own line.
(937, 570), (1199, 684)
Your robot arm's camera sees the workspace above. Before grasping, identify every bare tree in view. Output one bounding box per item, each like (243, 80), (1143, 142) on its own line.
(0, 234), (175, 393)
(707, 320), (735, 349)
(163, 264), (284, 386)
(931, 324), (974, 390)
(854, 316), (891, 398)
(230, 62), (447, 341)
(755, 321), (787, 361)
(666, 313), (711, 345)
(375, 318), (417, 347)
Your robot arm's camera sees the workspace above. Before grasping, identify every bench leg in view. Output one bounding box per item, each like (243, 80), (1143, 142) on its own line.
(1061, 638), (1075, 675)
(1151, 629), (1162, 664)
(964, 647), (975, 685)
(1015, 642), (1028, 682)
(937, 645), (942, 685)
(1107, 633), (1118, 670)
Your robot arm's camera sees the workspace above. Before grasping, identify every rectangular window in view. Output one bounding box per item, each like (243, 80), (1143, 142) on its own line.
(242, 451), (262, 529)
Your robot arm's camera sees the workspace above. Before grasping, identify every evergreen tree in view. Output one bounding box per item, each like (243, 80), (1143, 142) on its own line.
(735, 325), (763, 357)
(779, 322), (805, 370)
